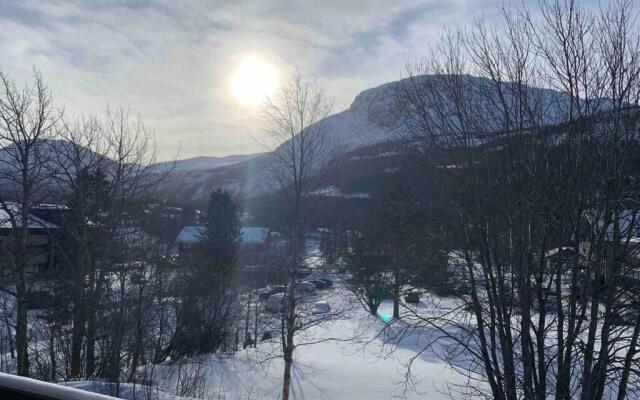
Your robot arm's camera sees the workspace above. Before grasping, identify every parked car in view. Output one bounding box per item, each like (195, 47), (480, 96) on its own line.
(259, 285), (286, 301)
(265, 293), (285, 313)
(319, 278), (333, 288)
(310, 280), (330, 289)
(312, 300), (331, 314)
(294, 281), (316, 294)
(404, 292), (420, 304)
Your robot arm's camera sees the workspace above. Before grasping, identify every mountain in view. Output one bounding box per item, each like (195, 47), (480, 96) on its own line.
(151, 154), (263, 173)
(153, 79), (408, 203)
(154, 75), (574, 205)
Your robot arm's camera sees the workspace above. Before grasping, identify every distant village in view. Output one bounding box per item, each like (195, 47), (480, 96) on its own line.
(0, 201), (353, 289)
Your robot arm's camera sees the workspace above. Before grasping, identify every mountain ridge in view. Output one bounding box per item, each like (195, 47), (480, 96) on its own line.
(151, 153), (264, 173)
(154, 74), (576, 204)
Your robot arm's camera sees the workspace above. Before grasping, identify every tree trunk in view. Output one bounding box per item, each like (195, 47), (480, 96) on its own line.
(253, 294), (259, 348)
(16, 271), (29, 376)
(127, 284), (145, 383)
(69, 287), (85, 378)
(71, 223), (90, 378)
(281, 266), (298, 400)
(281, 345), (293, 400)
(49, 326), (56, 382)
(392, 273), (400, 319)
(243, 292), (251, 349)
(85, 269), (104, 377)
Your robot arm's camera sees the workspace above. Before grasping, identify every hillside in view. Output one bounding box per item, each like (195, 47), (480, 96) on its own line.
(152, 153), (263, 173)
(153, 74), (572, 206)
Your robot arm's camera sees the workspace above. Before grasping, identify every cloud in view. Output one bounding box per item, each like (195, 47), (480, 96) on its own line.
(0, 0), (574, 160)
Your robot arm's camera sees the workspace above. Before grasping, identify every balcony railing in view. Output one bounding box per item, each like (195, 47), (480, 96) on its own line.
(0, 373), (118, 400)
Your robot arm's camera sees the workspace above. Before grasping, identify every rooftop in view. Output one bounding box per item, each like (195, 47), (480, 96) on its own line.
(175, 226), (270, 245)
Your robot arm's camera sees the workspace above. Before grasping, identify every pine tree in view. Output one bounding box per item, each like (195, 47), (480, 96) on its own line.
(174, 188), (240, 355)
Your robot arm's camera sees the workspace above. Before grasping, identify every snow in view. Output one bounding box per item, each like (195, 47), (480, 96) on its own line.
(311, 186), (371, 199)
(175, 226), (205, 243)
(152, 154), (262, 173)
(176, 226), (271, 245)
(0, 203), (59, 230)
(241, 227), (270, 244)
(63, 381), (192, 400)
(0, 279), (475, 400)
(140, 283), (474, 400)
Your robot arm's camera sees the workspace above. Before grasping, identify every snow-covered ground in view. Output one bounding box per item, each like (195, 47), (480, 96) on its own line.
(0, 270), (473, 399)
(138, 282), (472, 400)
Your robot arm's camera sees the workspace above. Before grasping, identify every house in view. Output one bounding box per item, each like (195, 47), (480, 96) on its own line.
(0, 205), (59, 285)
(174, 225), (205, 257)
(175, 225), (273, 266)
(239, 227), (272, 266)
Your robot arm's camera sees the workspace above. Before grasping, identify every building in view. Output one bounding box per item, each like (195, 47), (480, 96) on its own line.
(0, 205), (59, 285)
(175, 225), (273, 265)
(174, 225), (205, 256)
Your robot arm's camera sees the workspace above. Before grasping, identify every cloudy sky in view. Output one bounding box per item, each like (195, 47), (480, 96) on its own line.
(0, 0), (596, 160)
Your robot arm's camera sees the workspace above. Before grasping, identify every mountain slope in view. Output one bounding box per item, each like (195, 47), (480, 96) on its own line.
(152, 153), (263, 173)
(154, 74), (573, 205)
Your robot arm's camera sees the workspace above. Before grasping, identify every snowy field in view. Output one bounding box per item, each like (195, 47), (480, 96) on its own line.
(127, 283), (473, 400)
(0, 244), (488, 400)
(0, 275), (475, 399)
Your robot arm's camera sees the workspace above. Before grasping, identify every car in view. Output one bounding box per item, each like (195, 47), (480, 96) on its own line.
(318, 278), (333, 287)
(265, 293), (285, 313)
(309, 280), (330, 289)
(259, 286), (286, 301)
(294, 281), (316, 294)
(404, 292), (420, 304)
(312, 300), (331, 314)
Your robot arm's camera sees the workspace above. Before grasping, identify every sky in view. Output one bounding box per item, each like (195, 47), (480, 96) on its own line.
(0, 0), (597, 161)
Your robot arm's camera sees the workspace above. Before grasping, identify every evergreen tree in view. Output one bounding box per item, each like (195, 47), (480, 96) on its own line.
(201, 188), (241, 272)
(174, 188), (241, 355)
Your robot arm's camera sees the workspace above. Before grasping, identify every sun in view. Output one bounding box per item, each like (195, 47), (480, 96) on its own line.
(230, 56), (279, 107)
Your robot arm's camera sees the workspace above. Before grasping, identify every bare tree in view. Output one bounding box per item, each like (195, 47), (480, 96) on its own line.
(0, 70), (61, 376)
(262, 72), (334, 400)
(394, 1), (640, 399)
(49, 115), (106, 378)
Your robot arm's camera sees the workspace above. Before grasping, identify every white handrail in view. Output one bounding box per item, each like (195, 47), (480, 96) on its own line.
(0, 372), (119, 400)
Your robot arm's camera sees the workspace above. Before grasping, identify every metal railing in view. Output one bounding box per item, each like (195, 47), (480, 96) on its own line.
(0, 373), (119, 400)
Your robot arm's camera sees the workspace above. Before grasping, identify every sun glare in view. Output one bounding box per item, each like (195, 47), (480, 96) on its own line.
(230, 56), (279, 107)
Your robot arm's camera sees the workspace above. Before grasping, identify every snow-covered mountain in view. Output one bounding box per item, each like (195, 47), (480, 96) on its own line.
(151, 154), (263, 173)
(154, 78), (408, 202)
(155, 74), (574, 204)
(0, 75), (583, 207)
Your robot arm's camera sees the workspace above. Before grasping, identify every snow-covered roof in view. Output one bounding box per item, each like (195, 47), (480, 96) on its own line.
(241, 227), (270, 244)
(115, 227), (156, 247)
(544, 247), (575, 258)
(33, 203), (69, 210)
(0, 204), (58, 230)
(175, 225), (205, 243)
(176, 226), (270, 245)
